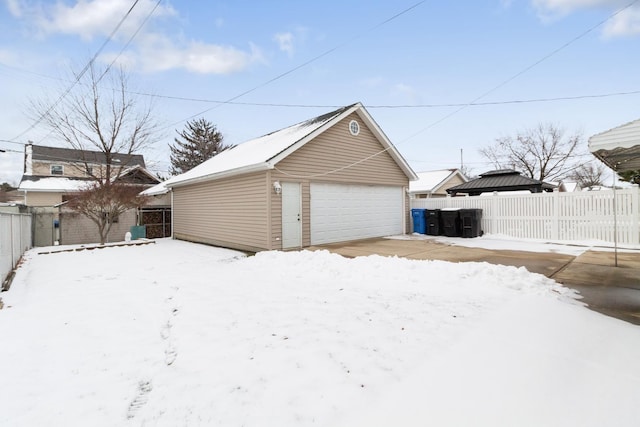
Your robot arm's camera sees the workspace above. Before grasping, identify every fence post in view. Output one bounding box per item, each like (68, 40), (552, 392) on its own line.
(491, 192), (498, 234)
(632, 185), (639, 245)
(552, 188), (559, 241)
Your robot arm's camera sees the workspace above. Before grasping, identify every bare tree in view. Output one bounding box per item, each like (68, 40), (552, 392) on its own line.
(568, 162), (606, 189)
(480, 123), (581, 182)
(30, 63), (159, 244)
(65, 183), (149, 244)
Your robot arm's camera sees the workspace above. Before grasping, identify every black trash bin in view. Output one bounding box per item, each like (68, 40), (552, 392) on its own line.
(440, 208), (462, 237)
(460, 208), (483, 238)
(425, 209), (442, 236)
(411, 209), (426, 234)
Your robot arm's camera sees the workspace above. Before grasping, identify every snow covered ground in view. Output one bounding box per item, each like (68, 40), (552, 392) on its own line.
(1, 238), (639, 426)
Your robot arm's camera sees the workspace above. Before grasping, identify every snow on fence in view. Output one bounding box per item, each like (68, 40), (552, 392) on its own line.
(410, 186), (640, 245)
(1, 212), (32, 287)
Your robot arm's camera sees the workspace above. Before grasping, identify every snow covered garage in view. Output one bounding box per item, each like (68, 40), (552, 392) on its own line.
(146, 103), (417, 252)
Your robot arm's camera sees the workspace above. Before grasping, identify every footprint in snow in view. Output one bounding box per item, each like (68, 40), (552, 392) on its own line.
(126, 380), (152, 419)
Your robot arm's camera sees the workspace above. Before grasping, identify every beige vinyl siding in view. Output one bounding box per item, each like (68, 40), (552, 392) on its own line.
(270, 113), (410, 247)
(25, 191), (63, 207)
(32, 161), (126, 179)
(421, 174), (466, 198)
(172, 172), (271, 252)
(440, 174), (466, 194)
(275, 113), (408, 185)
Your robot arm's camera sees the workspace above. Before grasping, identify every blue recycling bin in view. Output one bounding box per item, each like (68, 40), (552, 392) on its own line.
(411, 209), (426, 234)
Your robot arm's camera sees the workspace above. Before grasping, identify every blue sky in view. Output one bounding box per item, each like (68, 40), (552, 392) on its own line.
(1, 0), (639, 185)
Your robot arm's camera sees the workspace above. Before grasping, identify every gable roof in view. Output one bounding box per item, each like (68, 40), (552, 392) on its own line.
(409, 169), (467, 194)
(30, 144), (146, 168)
(588, 118), (640, 172)
(144, 103), (416, 195)
(446, 169), (556, 196)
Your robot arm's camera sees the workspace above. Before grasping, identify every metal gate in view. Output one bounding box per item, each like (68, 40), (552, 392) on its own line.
(31, 208), (56, 247)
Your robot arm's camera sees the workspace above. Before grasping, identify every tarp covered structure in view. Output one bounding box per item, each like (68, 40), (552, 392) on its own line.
(589, 118), (640, 173)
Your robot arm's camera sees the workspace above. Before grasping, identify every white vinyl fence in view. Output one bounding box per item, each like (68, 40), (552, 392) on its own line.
(1, 212), (32, 287)
(411, 186), (640, 245)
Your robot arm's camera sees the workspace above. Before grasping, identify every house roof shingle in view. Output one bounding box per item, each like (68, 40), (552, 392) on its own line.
(31, 145), (146, 168)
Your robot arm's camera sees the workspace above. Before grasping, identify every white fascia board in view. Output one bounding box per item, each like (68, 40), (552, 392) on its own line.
(167, 163), (271, 189)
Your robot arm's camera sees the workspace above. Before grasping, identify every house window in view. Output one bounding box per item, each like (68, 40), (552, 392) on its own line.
(51, 165), (64, 175)
(349, 120), (360, 136)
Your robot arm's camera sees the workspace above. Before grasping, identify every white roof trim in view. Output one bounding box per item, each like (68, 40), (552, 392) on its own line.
(168, 163), (272, 189)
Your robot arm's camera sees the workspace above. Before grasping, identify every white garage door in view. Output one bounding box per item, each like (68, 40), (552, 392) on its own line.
(310, 183), (404, 245)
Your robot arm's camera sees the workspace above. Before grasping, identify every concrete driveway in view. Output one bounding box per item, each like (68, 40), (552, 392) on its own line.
(309, 238), (640, 325)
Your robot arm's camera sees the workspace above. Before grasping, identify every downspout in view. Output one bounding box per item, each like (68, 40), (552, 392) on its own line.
(170, 189), (174, 239)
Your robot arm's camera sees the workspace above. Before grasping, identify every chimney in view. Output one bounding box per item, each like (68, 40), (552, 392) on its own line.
(24, 141), (33, 175)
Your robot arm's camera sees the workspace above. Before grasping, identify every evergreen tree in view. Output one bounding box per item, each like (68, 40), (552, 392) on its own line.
(618, 170), (640, 185)
(169, 118), (233, 175)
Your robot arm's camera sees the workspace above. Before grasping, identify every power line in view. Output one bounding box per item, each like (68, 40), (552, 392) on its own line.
(272, 2), (640, 179)
(396, 0), (640, 146)
(96, 0), (162, 85)
(162, 1), (427, 130)
(130, 88), (640, 108)
(11, 0), (143, 141)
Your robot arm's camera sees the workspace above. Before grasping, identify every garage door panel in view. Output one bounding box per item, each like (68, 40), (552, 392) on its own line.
(310, 183), (403, 245)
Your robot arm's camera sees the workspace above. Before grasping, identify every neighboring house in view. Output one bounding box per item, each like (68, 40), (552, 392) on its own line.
(557, 181), (581, 192)
(409, 169), (467, 198)
(446, 169), (556, 196)
(145, 103), (417, 252)
(18, 143), (165, 246)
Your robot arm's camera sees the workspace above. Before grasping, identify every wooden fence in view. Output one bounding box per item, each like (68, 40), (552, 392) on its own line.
(0, 212), (32, 287)
(410, 186), (640, 245)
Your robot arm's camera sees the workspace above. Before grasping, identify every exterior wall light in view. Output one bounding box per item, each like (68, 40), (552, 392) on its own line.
(273, 181), (282, 195)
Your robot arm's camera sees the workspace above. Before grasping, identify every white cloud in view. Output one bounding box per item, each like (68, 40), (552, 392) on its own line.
(532, 0), (640, 37)
(391, 83), (422, 104)
(533, 0), (625, 17)
(35, 0), (176, 41)
(274, 32), (294, 56)
(603, 6), (640, 37)
(5, 0), (22, 17)
(101, 33), (263, 74)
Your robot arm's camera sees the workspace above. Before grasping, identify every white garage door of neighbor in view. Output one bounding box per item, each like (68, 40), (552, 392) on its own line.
(310, 183), (404, 245)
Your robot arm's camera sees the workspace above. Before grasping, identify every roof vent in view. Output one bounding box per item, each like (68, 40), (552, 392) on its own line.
(349, 120), (360, 136)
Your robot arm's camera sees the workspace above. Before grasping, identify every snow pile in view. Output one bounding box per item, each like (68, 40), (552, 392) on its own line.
(0, 239), (638, 426)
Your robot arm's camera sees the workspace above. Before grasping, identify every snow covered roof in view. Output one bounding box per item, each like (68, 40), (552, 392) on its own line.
(144, 103), (416, 196)
(409, 169), (466, 194)
(589, 118), (640, 172)
(18, 176), (93, 192)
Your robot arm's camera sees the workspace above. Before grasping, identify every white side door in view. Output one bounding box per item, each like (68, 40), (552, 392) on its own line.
(281, 182), (302, 249)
